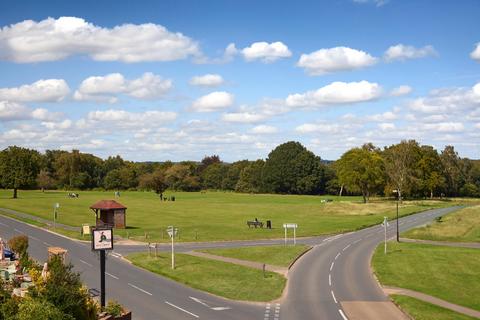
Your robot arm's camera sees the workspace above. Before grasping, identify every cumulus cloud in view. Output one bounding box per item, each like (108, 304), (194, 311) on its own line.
(191, 91), (234, 112)
(286, 81), (382, 108)
(74, 72), (172, 102)
(384, 44), (437, 62)
(0, 101), (31, 120)
(87, 109), (177, 127)
(0, 79), (70, 102)
(0, 17), (200, 63)
(241, 41), (292, 63)
(297, 47), (377, 75)
(378, 123), (396, 131)
(222, 112), (266, 123)
(471, 43), (480, 62)
(251, 125), (278, 134)
(390, 85), (412, 96)
(423, 122), (464, 133)
(189, 74), (224, 87)
(366, 111), (398, 122)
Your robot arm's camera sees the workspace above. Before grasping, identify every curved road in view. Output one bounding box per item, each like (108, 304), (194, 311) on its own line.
(0, 206), (460, 319)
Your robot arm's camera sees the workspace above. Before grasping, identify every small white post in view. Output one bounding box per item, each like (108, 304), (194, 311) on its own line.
(293, 227), (296, 245)
(284, 227), (287, 246)
(171, 231), (175, 270)
(384, 216), (387, 254)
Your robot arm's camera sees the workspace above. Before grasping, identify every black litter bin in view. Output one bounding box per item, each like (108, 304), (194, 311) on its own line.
(266, 220), (272, 229)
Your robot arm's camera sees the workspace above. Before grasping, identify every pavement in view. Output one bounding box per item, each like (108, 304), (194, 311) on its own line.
(0, 205), (466, 319)
(399, 237), (480, 249)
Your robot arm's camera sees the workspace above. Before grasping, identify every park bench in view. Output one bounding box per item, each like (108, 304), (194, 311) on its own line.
(247, 220), (263, 228)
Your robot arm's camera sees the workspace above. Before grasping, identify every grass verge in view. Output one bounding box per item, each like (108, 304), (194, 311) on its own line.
(126, 252), (286, 301)
(403, 205), (480, 242)
(200, 245), (310, 267)
(391, 295), (478, 320)
(372, 242), (480, 311)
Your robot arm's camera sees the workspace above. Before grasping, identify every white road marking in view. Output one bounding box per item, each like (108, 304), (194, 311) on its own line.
(339, 309), (349, 320)
(330, 262), (335, 271)
(331, 290), (338, 303)
(29, 236), (40, 241)
(106, 272), (119, 279)
(212, 307), (231, 311)
(14, 228), (22, 233)
(43, 241), (52, 246)
(190, 296), (210, 307)
(353, 239), (362, 244)
(165, 301), (199, 318)
(79, 259), (93, 267)
(342, 244), (351, 251)
(128, 283), (152, 296)
(329, 274), (332, 286)
(335, 252), (341, 260)
(0, 222), (9, 227)
(110, 252), (122, 258)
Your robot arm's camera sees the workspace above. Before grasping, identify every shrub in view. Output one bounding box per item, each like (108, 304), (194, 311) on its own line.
(7, 235), (29, 258)
(105, 300), (123, 317)
(17, 297), (66, 320)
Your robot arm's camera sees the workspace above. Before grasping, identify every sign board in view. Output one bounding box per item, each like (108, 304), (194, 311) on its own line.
(283, 223), (298, 229)
(91, 228), (113, 251)
(167, 226), (178, 238)
(82, 224), (91, 235)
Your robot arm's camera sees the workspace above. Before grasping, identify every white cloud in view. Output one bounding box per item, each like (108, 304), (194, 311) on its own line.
(31, 108), (63, 121)
(408, 82), (480, 114)
(471, 43), (480, 62)
(42, 119), (72, 130)
(251, 125), (278, 134)
(241, 41), (292, 63)
(353, 0), (389, 6)
(378, 123), (396, 131)
(423, 122), (465, 133)
(297, 47), (377, 75)
(222, 112), (266, 123)
(87, 109), (177, 127)
(367, 111), (397, 122)
(390, 85), (412, 96)
(0, 79), (70, 102)
(0, 101), (31, 120)
(295, 123), (342, 134)
(384, 44), (437, 62)
(475, 123), (480, 129)
(286, 81), (382, 108)
(0, 17), (200, 63)
(189, 74), (224, 87)
(74, 72), (172, 102)
(191, 91), (234, 112)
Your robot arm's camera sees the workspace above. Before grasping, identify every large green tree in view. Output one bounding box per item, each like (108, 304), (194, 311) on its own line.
(235, 160), (265, 193)
(335, 144), (385, 203)
(262, 141), (324, 194)
(0, 146), (41, 198)
(416, 145), (445, 198)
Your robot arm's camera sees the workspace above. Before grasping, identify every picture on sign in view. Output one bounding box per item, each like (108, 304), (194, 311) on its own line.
(82, 224), (91, 235)
(92, 228), (113, 250)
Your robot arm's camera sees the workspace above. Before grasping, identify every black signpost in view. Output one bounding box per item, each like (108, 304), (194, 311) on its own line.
(91, 228), (113, 309)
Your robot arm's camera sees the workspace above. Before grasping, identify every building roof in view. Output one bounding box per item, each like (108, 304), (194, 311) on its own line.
(90, 200), (127, 210)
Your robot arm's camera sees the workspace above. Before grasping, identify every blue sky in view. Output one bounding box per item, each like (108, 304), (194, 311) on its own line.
(0, 0), (479, 161)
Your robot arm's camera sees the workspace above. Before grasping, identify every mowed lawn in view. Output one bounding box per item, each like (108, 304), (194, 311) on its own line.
(403, 205), (480, 242)
(0, 189), (451, 242)
(127, 252), (286, 301)
(372, 242), (480, 311)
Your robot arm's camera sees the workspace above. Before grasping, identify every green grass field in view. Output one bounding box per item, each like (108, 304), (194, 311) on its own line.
(391, 295), (478, 320)
(200, 245), (310, 267)
(0, 189), (453, 242)
(372, 242), (480, 311)
(403, 205), (480, 242)
(127, 252), (286, 301)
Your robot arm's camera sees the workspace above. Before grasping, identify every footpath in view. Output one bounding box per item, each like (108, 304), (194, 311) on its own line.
(0, 207), (79, 232)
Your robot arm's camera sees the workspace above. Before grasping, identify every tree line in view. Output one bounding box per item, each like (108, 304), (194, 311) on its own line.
(0, 140), (479, 201)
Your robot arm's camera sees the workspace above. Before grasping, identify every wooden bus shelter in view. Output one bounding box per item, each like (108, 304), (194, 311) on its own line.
(90, 200), (127, 229)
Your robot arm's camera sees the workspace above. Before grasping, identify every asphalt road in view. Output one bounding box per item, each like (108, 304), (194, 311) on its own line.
(0, 206), (461, 319)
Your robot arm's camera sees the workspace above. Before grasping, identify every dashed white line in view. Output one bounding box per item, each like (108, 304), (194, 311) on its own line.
(43, 241), (52, 246)
(353, 239), (362, 244)
(14, 228), (22, 233)
(329, 274), (332, 286)
(165, 301), (198, 318)
(342, 244), (351, 251)
(330, 261), (335, 271)
(106, 272), (119, 279)
(128, 283), (152, 296)
(335, 252), (341, 260)
(29, 236), (40, 241)
(339, 309), (349, 320)
(331, 290), (338, 303)
(0, 222), (9, 227)
(79, 259), (93, 267)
